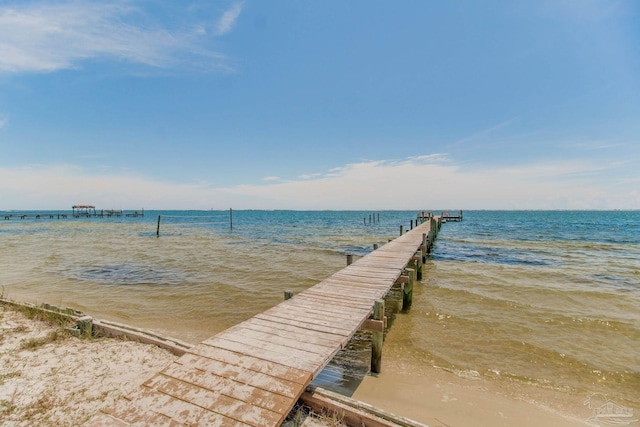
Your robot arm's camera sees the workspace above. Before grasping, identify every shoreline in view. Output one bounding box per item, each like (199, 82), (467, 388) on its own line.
(2, 300), (596, 427)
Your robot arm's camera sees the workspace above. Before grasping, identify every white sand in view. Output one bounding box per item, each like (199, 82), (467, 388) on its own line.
(0, 305), (177, 426)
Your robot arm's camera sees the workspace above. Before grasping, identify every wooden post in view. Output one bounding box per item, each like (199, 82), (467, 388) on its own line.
(415, 250), (423, 280)
(369, 214), (372, 225)
(230, 208), (233, 229)
(156, 215), (161, 238)
(346, 254), (353, 266)
(371, 299), (384, 373)
(399, 225), (403, 235)
(373, 243), (378, 250)
(284, 291), (293, 300)
(403, 268), (415, 311)
(422, 233), (428, 261)
(410, 219), (414, 230)
(377, 213), (380, 222)
(364, 217), (366, 225)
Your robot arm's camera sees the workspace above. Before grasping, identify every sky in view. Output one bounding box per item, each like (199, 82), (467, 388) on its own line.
(0, 0), (638, 210)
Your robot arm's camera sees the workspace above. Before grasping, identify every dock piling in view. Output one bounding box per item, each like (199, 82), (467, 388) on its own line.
(156, 215), (161, 238)
(402, 268), (415, 311)
(346, 254), (353, 266)
(371, 299), (385, 374)
(284, 291), (294, 300)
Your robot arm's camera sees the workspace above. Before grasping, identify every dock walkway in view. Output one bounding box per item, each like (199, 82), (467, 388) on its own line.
(88, 217), (440, 427)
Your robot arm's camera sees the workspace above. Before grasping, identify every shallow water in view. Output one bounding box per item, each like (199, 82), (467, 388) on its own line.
(1, 210), (638, 410)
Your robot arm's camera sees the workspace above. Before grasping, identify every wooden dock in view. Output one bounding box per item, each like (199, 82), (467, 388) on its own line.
(87, 215), (442, 427)
(441, 210), (463, 222)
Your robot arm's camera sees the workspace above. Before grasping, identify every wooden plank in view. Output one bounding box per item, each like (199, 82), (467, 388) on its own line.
(183, 345), (311, 386)
(319, 278), (394, 292)
(340, 267), (401, 279)
(105, 394), (175, 425)
(144, 373), (284, 427)
(280, 298), (372, 321)
(284, 296), (366, 315)
(327, 274), (397, 285)
(224, 324), (337, 356)
(153, 362), (293, 414)
(254, 312), (354, 338)
(120, 386), (251, 426)
(263, 304), (363, 330)
(238, 317), (347, 348)
(266, 304), (366, 331)
(293, 293), (374, 311)
(301, 288), (382, 305)
(202, 336), (326, 372)
(310, 285), (387, 302)
(280, 298), (370, 321)
(166, 357), (301, 402)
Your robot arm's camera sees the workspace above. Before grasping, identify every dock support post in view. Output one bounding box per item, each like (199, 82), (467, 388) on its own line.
(373, 243), (378, 250)
(156, 215), (161, 238)
(371, 299), (384, 374)
(414, 251), (423, 280)
(403, 268), (415, 311)
(410, 219), (414, 230)
(346, 254), (353, 266)
(399, 225), (403, 235)
(230, 208), (233, 229)
(284, 290), (293, 300)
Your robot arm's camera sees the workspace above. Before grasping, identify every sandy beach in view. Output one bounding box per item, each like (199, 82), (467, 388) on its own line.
(0, 304), (178, 426)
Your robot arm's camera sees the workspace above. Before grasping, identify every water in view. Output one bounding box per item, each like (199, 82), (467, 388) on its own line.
(1, 210), (638, 410)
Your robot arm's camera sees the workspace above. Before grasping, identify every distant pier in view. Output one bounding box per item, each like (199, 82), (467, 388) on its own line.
(3, 205), (144, 220)
(441, 210), (463, 222)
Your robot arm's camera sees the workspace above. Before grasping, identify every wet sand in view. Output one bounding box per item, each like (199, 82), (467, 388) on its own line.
(351, 326), (593, 427)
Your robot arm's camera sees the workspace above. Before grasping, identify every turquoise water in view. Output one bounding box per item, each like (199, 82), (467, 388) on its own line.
(1, 210), (638, 410)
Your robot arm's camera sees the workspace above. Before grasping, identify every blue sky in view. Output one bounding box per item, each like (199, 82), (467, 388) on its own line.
(0, 0), (638, 210)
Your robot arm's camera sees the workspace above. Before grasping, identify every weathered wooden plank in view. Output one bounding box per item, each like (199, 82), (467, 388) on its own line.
(282, 295), (366, 316)
(152, 363), (293, 414)
(202, 336), (325, 372)
(281, 298), (370, 319)
(293, 293), (373, 310)
(183, 345), (311, 386)
(121, 386), (251, 426)
(224, 324), (337, 356)
(309, 285), (387, 302)
(144, 373), (284, 427)
(300, 288), (381, 306)
(263, 304), (362, 330)
(279, 299), (371, 321)
(265, 305), (365, 332)
(254, 312), (354, 338)
(237, 317), (347, 348)
(166, 358), (300, 402)
(318, 279), (393, 292)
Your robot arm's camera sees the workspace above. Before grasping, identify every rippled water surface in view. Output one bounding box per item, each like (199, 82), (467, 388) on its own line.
(1, 210), (638, 408)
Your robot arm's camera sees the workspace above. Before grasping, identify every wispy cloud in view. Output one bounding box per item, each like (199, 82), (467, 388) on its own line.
(449, 118), (517, 147)
(1, 155), (637, 210)
(0, 1), (229, 74)
(0, 116), (7, 129)
(215, 2), (243, 36)
(262, 176), (279, 181)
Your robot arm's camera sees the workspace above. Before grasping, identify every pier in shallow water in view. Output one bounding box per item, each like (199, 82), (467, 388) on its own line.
(86, 213), (445, 426)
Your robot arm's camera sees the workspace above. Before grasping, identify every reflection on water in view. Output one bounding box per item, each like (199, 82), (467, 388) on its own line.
(1, 210), (638, 409)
